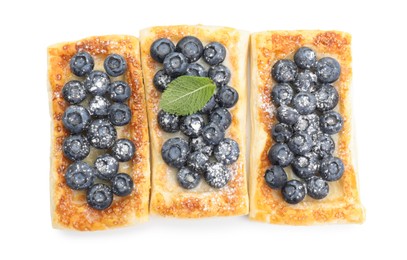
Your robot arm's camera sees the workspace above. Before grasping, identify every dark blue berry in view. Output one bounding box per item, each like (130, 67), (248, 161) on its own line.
(187, 151), (209, 173)
(216, 86), (239, 108)
(111, 139), (135, 162)
(87, 119), (117, 149)
(89, 96), (110, 117)
(153, 69), (172, 92)
(161, 137), (190, 168)
(288, 132), (313, 155)
(150, 38), (176, 63)
(87, 183), (113, 210)
(291, 152), (320, 179)
(84, 71), (110, 96)
(272, 59), (298, 83)
(94, 154), (119, 180)
(320, 111), (343, 134)
(203, 42), (226, 66)
(264, 166), (287, 189)
(200, 95), (218, 114)
(175, 36), (203, 62)
(63, 135), (90, 161)
(104, 54), (127, 77)
(208, 65), (231, 86)
(163, 52), (188, 77)
(271, 83), (294, 106)
(65, 161), (95, 190)
(108, 102), (131, 126)
(111, 173), (134, 197)
(312, 134), (335, 158)
(294, 47), (317, 69)
(267, 143), (294, 167)
(214, 138), (239, 165)
(276, 106), (299, 125)
(315, 84), (339, 112)
(204, 162), (231, 189)
(62, 105), (91, 134)
(108, 81), (131, 102)
(177, 167), (201, 189)
(293, 114), (320, 137)
(320, 156), (344, 181)
(62, 80), (87, 105)
(189, 136), (213, 156)
(271, 123), (293, 143)
(306, 176), (329, 199)
(185, 63), (207, 77)
(157, 110), (180, 133)
(201, 123), (225, 145)
(316, 57), (341, 83)
(209, 107), (232, 130)
(293, 70), (318, 92)
(282, 180), (307, 204)
(70, 51), (94, 77)
(180, 114), (205, 138)
(293, 92), (317, 115)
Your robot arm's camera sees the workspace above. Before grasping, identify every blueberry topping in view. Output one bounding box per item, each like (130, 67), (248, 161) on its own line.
(84, 70), (110, 96)
(185, 63), (207, 77)
(316, 57), (341, 83)
(282, 180), (307, 204)
(150, 38), (176, 63)
(180, 114), (205, 138)
(111, 138), (135, 162)
(214, 138), (240, 165)
(294, 47), (317, 69)
(62, 80), (87, 105)
(312, 134), (335, 158)
(203, 42), (226, 66)
(293, 114), (320, 137)
(204, 162), (231, 189)
(70, 51), (94, 77)
(187, 151), (209, 173)
(153, 69), (172, 92)
(177, 167), (201, 189)
(87, 183), (113, 210)
(320, 111), (343, 134)
(111, 173), (134, 196)
(288, 132), (313, 155)
(108, 81), (131, 102)
(175, 36), (203, 62)
(276, 106), (299, 125)
(271, 123), (293, 143)
(163, 52), (188, 77)
(291, 152), (320, 179)
(157, 110), (180, 133)
(306, 176), (329, 199)
(271, 59), (298, 83)
(293, 70), (318, 93)
(209, 107), (232, 130)
(267, 143), (294, 167)
(161, 137), (190, 168)
(264, 166), (287, 189)
(320, 156), (344, 181)
(62, 105), (91, 134)
(208, 65), (231, 86)
(108, 102), (131, 126)
(87, 119), (117, 149)
(89, 96), (111, 117)
(104, 54), (127, 77)
(293, 92), (317, 115)
(63, 135), (90, 161)
(65, 161), (95, 190)
(201, 123), (225, 145)
(94, 154), (119, 180)
(315, 84), (339, 112)
(216, 86), (239, 108)
(271, 83), (294, 106)
(200, 95), (218, 114)
(189, 136), (213, 156)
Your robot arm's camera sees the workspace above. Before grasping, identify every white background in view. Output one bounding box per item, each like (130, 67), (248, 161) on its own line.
(0, 0), (405, 259)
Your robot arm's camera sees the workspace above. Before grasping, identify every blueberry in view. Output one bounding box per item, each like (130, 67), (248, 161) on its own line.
(267, 143), (294, 167)
(315, 84), (339, 112)
(291, 152), (320, 179)
(89, 96), (111, 117)
(185, 63), (207, 77)
(293, 114), (320, 135)
(306, 176), (329, 199)
(62, 80), (87, 105)
(94, 154), (119, 180)
(204, 162), (231, 189)
(282, 180), (307, 204)
(108, 102), (131, 126)
(180, 114), (205, 138)
(271, 123), (293, 143)
(320, 111), (343, 134)
(63, 135), (90, 161)
(216, 86), (239, 108)
(104, 54), (127, 77)
(293, 70), (318, 93)
(108, 81), (131, 102)
(203, 42), (226, 66)
(177, 167), (201, 189)
(84, 70), (110, 96)
(62, 105), (91, 134)
(294, 47), (317, 69)
(111, 173), (134, 197)
(201, 123), (225, 145)
(271, 59), (298, 83)
(288, 132), (313, 155)
(70, 51), (94, 77)
(316, 57), (341, 83)
(208, 65), (231, 86)
(276, 106), (299, 125)
(214, 138), (239, 165)
(161, 137), (190, 168)
(65, 161), (95, 190)
(175, 36), (203, 62)
(153, 69), (172, 92)
(157, 110), (180, 133)
(293, 92), (317, 115)
(264, 166), (287, 189)
(163, 52), (188, 77)
(271, 83), (294, 106)
(187, 151), (209, 173)
(189, 136), (213, 156)
(200, 95), (218, 114)
(312, 134), (335, 158)
(150, 38), (176, 63)
(87, 119), (117, 149)
(209, 107), (232, 130)
(87, 183), (113, 210)
(111, 138), (135, 162)
(320, 156), (344, 181)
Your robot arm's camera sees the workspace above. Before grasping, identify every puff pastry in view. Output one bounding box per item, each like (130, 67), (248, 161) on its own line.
(140, 25), (249, 218)
(249, 30), (365, 224)
(48, 35), (150, 230)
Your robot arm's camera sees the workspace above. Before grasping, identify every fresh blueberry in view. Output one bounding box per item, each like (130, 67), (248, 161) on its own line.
(271, 123), (293, 143)
(62, 105), (91, 134)
(87, 119), (117, 149)
(320, 156), (345, 181)
(294, 47), (317, 69)
(157, 110), (180, 133)
(214, 138), (239, 165)
(185, 63), (207, 77)
(70, 51), (94, 77)
(271, 83), (294, 106)
(271, 59), (298, 83)
(189, 136), (213, 156)
(204, 162), (231, 189)
(84, 70), (110, 96)
(201, 123), (225, 145)
(153, 69), (172, 92)
(175, 36), (203, 62)
(293, 92), (317, 115)
(187, 151), (209, 173)
(264, 166), (287, 189)
(94, 154), (119, 180)
(291, 152), (320, 179)
(62, 80), (87, 105)
(65, 161), (95, 190)
(150, 38), (176, 63)
(177, 167), (201, 189)
(209, 107), (232, 130)
(306, 176), (329, 199)
(288, 132), (313, 155)
(63, 135), (90, 161)
(163, 52), (188, 77)
(216, 86), (239, 108)
(108, 102), (131, 126)
(111, 138), (135, 162)
(267, 143), (294, 167)
(89, 96), (111, 117)
(203, 42), (226, 66)
(208, 65), (231, 86)
(104, 54), (127, 77)
(315, 84), (339, 112)
(111, 173), (134, 196)
(312, 134), (335, 158)
(316, 57), (341, 83)
(320, 111), (343, 134)
(293, 70), (318, 93)
(180, 114), (205, 138)
(108, 81), (131, 102)
(293, 114), (320, 137)
(200, 95), (218, 114)
(87, 183), (113, 210)
(282, 180), (307, 204)
(161, 137), (190, 168)
(276, 106), (299, 125)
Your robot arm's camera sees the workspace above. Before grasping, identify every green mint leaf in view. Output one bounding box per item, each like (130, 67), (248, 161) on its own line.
(160, 76), (216, 116)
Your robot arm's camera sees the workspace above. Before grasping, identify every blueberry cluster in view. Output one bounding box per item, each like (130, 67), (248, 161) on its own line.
(264, 47), (345, 204)
(150, 36), (240, 189)
(61, 51), (135, 210)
